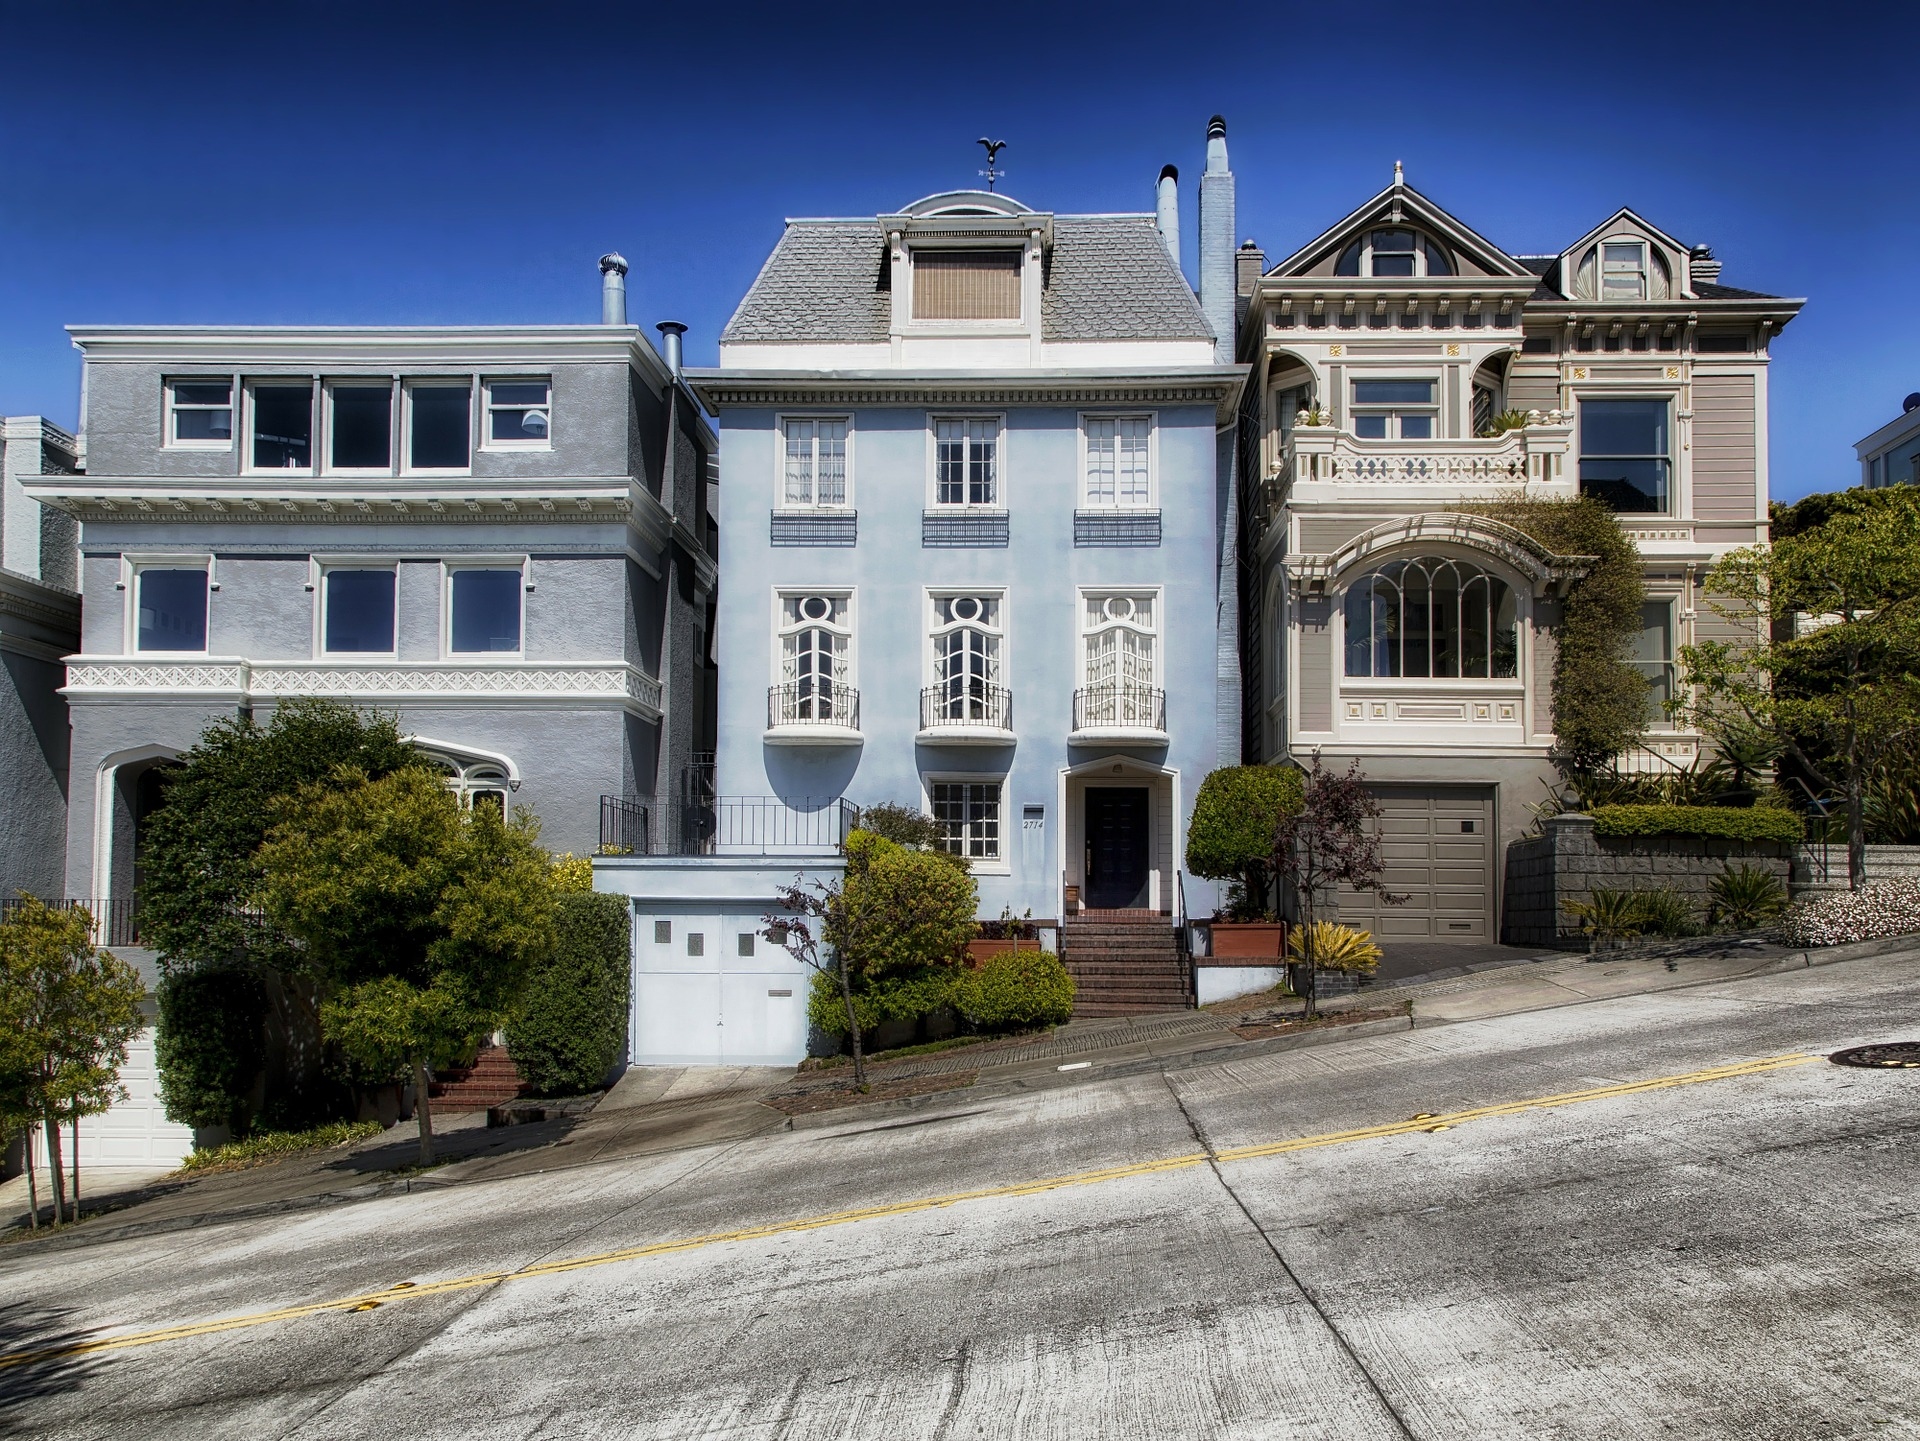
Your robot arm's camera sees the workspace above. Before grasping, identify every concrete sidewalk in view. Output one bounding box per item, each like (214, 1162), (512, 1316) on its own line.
(10, 929), (1913, 1251)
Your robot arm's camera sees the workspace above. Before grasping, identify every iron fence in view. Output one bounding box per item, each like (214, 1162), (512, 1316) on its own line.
(768, 681), (860, 731)
(1072, 682), (1166, 732)
(0, 897), (145, 948)
(600, 794), (860, 856)
(920, 682), (1012, 732)
(598, 795), (651, 855)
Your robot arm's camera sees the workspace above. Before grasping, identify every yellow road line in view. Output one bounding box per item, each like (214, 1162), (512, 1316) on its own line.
(0, 1051), (1818, 1372)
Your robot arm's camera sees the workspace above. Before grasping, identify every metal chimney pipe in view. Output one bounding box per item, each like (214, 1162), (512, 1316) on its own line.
(599, 252), (629, 325)
(656, 321), (687, 378)
(1156, 164), (1180, 266)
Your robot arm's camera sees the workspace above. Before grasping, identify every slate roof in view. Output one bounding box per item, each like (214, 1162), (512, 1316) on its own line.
(1511, 255), (1783, 302)
(720, 215), (1212, 346)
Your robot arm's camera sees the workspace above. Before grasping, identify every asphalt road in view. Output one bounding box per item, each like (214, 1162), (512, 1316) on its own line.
(5, 952), (1919, 1439)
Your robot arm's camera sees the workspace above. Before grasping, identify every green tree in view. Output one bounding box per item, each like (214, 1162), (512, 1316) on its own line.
(769, 829), (977, 1087)
(256, 769), (557, 1163)
(0, 899), (146, 1227)
(1185, 765), (1305, 919)
(154, 965), (267, 1134)
(507, 891), (631, 1096)
(1678, 488), (1920, 888)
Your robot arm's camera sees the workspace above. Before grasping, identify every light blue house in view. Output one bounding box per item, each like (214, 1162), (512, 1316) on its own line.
(597, 127), (1251, 1062)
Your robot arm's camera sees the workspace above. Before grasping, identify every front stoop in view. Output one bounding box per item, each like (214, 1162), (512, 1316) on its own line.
(429, 1044), (527, 1112)
(1062, 915), (1192, 1017)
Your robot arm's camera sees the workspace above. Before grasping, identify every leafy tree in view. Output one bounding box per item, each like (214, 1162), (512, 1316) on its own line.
(768, 829), (977, 1087)
(1272, 757), (1404, 1016)
(154, 965), (267, 1134)
(852, 802), (948, 851)
(256, 769), (557, 1163)
(0, 899), (145, 1227)
(1678, 488), (1920, 888)
(1185, 765), (1305, 919)
(507, 892), (631, 1095)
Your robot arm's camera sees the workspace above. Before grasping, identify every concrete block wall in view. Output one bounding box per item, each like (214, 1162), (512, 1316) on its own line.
(1504, 813), (1792, 949)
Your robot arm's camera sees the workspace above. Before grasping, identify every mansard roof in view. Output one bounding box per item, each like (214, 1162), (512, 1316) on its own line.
(719, 213), (1212, 345)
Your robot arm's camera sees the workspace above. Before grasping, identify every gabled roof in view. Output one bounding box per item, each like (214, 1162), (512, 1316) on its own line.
(719, 214), (1211, 346)
(1558, 207), (1689, 268)
(1264, 171), (1536, 282)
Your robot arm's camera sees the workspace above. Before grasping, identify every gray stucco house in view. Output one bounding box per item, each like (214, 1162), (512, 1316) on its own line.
(29, 266), (716, 915)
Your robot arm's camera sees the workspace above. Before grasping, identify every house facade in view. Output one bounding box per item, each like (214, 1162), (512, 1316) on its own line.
(1236, 170), (1802, 944)
(1855, 394), (1920, 489)
(30, 277), (716, 915)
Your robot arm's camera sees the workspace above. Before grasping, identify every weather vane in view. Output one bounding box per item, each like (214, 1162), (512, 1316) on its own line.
(977, 138), (1007, 192)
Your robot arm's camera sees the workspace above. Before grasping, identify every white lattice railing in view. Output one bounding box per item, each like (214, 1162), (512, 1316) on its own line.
(63, 657), (662, 714)
(1282, 419), (1574, 490)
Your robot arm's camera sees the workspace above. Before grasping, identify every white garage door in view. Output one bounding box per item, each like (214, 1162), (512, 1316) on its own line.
(73, 1027), (195, 1168)
(632, 909), (809, 1066)
(1338, 787), (1495, 942)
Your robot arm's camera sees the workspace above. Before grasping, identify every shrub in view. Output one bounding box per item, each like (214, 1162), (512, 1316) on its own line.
(155, 965), (268, 1134)
(1778, 879), (1920, 948)
(1287, 921), (1381, 974)
(956, 950), (1075, 1031)
(178, 1119), (382, 1174)
(1589, 805), (1803, 844)
(1634, 887), (1700, 938)
(807, 966), (960, 1038)
(1709, 864), (1789, 929)
(506, 892), (631, 1096)
(549, 853), (594, 892)
(853, 803), (947, 851)
(1561, 887), (1649, 949)
(837, 831), (977, 976)
(1185, 766), (1306, 919)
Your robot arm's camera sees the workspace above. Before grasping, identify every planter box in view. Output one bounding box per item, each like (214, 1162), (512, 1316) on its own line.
(1207, 921), (1287, 961)
(966, 938), (1042, 967)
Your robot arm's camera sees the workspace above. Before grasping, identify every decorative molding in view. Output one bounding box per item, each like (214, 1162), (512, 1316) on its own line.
(0, 569), (82, 635)
(692, 368), (1248, 423)
(63, 657), (662, 716)
(1287, 513), (1594, 595)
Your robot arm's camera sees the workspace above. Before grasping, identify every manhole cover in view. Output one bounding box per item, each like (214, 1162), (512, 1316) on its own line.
(1829, 1043), (1920, 1069)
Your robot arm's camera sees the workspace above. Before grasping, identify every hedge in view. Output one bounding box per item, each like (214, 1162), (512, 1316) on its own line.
(956, 950), (1075, 1031)
(155, 965), (268, 1134)
(506, 891), (631, 1095)
(807, 966), (958, 1038)
(1588, 804), (1804, 843)
(1185, 766), (1305, 881)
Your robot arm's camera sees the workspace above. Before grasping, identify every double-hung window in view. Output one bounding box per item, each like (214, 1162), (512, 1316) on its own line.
(321, 566), (398, 655)
(447, 563), (524, 655)
(133, 562), (210, 653)
(776, 592), (852, 724)
(407, 382), (472, 472)
(485, 379), (551, 449)
(1579, 398), (1670, 513)
(928, 593), (1006, 726)
(166, 380), (233, 448)
(934, 417), (999, 507)
(1601, 242), (1649, 301)
(932, 780), (1003, 862)
(1631, 599), (1677, 726)
(1351, 380), (1437, 440)
(1084, 417), (1152, 508)
(1081, 591), (1159, 726)
(249, 382), (314, 471)
(781, 418), (849, 508)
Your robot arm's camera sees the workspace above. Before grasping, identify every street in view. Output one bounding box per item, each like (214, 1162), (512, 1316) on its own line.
(4, 951), (1918, 1439)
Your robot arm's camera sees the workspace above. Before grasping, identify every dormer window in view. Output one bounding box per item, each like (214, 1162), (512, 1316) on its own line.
(1601, 242), (1648, 301)
(1335, 229), (1454, 278)
(912, 249), (1021, 321)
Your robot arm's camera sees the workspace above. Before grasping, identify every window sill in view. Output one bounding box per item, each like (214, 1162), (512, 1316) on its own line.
(164, 442), (233, 453)
(763, 723), (864, 747)
(479, 444), (554, 455)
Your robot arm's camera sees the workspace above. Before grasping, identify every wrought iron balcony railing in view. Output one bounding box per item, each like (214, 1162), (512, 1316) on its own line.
(919, 682), (1013, 732)
(767, 680), (860, 731)
(1072, 682), (1166, 733)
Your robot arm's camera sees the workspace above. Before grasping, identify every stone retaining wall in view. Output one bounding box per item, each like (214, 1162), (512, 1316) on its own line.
(1793, 843), (1920, 889)
(1503, 813), (1792, 949)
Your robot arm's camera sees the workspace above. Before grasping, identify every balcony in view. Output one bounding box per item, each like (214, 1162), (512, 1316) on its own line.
(598, 794), (859, 856)
(765, 680), (862, 745)
(918, 683), (1014, 745)
(1070, 682), (1166, 744)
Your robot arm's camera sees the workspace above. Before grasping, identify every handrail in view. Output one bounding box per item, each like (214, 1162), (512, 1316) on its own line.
(767, 681), (860, 730)
(920, 682), (1013, 731)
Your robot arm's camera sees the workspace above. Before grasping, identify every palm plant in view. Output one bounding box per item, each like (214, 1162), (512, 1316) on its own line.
(1634, 887), (1700, 938)
(1704, 730), (1785, 807)
(1286, 921), (1382, 976)
(1707, 864), (1788, 930)
(1477, 409), (1532, 438)
(1561, 887), (1649, 953)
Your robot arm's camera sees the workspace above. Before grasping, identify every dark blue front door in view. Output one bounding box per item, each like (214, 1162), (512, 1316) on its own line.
(1085, 787), (1150, 909)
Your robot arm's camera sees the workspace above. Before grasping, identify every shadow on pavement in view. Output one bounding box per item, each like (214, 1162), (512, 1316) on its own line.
(325, 1114), (582, 1176)
(0, 1299), (107, 1427)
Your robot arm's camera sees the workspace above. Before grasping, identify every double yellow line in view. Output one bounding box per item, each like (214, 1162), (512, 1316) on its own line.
(0, 1051), (1817, 1372)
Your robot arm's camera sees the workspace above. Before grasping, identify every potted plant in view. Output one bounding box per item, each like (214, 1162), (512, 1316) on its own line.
(1185, 765), (1305, 958)
(966, 908), (1042, 966)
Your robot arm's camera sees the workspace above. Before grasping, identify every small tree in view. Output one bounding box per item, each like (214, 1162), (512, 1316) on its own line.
(1185, 765), (1305, 919)
(1271, 758), (1404, 1016)
(1678, 489), (1920, 888)
(0, 899), (145, 1226)
(767, 829), (976, 1088)
(256, 768), (557, 1163)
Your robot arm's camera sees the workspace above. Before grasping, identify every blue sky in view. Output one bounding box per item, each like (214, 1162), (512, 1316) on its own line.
(1, 1), (1911, 500)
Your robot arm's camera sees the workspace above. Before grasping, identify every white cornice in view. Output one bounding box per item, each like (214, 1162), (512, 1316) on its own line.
(690, 366), (1249, 421)
(0, 567), (81, 635)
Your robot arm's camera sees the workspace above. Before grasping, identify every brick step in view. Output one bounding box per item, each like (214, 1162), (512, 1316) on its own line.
(429, 1044), (528, 1111)
(1073, 1002), (1188, 1017)
(1070, 983), (1192, 1001)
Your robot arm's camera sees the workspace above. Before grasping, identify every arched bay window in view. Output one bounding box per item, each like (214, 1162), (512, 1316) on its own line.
(1343, 558), (1518, 679)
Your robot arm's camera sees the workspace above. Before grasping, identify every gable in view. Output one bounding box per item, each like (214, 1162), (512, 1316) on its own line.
(1266, 174), (1534, 283)
(1555, 209), (1688, 301)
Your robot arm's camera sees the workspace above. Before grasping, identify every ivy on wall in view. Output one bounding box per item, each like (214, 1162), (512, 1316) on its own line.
(1448, 493), (1648, 776)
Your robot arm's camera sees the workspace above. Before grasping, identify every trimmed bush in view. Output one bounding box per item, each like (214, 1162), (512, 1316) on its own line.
(956, 950), (1075, 1031)
(807, 966), (960, 1038)
(155, 965), (268, 1134)
(506, 891), (631, 1096)
(1709, 864), (1788, 929)
(1779, 879), (1920, 948)
(1186, 766), (1305, 919)
(1589, 804), (1803, 844)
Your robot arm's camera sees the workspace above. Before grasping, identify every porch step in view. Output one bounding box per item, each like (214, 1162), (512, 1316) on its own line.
(429, 1044), (528, 1112)
(1062, 916), (1192, 1018)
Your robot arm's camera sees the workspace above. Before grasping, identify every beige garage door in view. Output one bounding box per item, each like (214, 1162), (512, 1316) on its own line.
(1336, 787), (1494, 942)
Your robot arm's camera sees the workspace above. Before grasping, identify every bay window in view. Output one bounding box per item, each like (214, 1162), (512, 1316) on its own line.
(1343, 559), (1518, 679)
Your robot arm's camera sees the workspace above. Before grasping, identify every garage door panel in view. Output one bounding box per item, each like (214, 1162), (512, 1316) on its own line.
(1354, 787), (1495, 943)
(74, 1029), (195, 1168)
(718, 973), (808, 1065)
(634, 973), (724, 1065)
(1433, 841), (1488, 861)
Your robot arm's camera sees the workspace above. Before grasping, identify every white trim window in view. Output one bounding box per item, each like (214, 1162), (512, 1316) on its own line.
(1084, 416), (1152, 508)
(1333, 228), (1455, 279)
(931, 778), (1004, 862)
(776, 591), (852, 723)
(484, 378), (551, 450)
(1351, 379), (1437, 440)
(405, 380), (473, 473)
(246, 380), (315, 472)
(929, 592), (1005, 724)
(933, 417), (999, 507)
(1601, 241), (1649, 301)
(1342, 558), (1518, 679)
(1631, 598), (1678, 727)
(1081, 590), (1159, 724)
(319, 563), (399, 656)
(419, 749), (514, 814)
(325, 381), (394, 474)
(165, 380), (233, 449)
(445, 560), (525, 656)
(781, 417), (849, 508)
(129, 558), (211, 653)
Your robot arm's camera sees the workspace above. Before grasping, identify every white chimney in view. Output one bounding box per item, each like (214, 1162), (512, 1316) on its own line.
(656, 321), (686, 378)
(1198, 116), (1236, 363)
(1156, 164), (1180, 266)
(599, 252), (629, 325)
